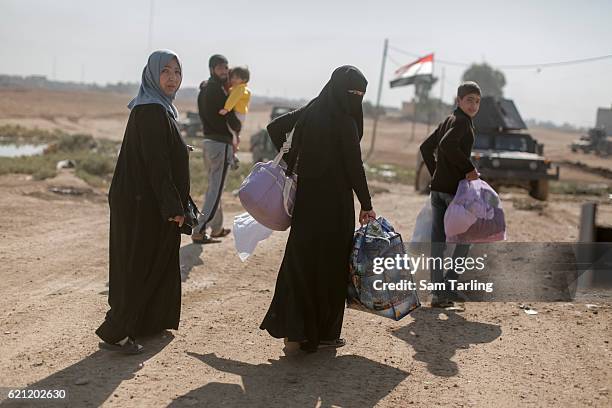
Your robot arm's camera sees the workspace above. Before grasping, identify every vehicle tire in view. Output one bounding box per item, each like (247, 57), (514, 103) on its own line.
(415, 163), (431, 194)
(251, 148), (262, 164)
(529, 179), (549, 201)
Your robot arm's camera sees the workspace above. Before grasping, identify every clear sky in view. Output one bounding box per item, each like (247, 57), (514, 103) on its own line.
(1, 0), (611, 127)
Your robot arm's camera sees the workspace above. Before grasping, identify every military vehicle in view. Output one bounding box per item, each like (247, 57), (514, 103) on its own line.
(179, 111), (202, 138)
(570, 127), (612, 156)
(250, 106), (296, 163)
(415, 96), (560, 201)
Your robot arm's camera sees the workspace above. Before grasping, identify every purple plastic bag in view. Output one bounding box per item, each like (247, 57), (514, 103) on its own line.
(238, 160), (297, 231)
(445, 179), (506, 243)
(238, 131), (297, 231)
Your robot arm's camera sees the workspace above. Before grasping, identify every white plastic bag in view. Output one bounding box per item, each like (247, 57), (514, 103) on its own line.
(233, 212), (273, 262)
(407, 198), (433, 258)
(410, 199), (433, 243)
(411, 198), (468, 251)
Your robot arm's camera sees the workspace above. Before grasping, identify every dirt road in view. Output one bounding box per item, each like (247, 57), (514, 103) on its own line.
(0, 169), (610, 407)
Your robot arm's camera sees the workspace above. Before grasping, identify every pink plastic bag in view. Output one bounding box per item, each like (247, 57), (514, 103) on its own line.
(444, 179), (506, 243)
(444, 203), (477, 236)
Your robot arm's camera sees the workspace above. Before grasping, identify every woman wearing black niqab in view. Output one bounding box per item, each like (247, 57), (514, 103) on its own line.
(260, 66), (376, 352)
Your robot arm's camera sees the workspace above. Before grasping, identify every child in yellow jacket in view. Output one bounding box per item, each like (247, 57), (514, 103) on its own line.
(219, 66), (251, 153)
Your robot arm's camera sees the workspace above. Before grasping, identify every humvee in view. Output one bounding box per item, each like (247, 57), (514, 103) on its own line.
(179, 111), (202, 138)
(570, 127), (612, 156)
(415, 97), (560, 201)
(250, 106), (296, 163)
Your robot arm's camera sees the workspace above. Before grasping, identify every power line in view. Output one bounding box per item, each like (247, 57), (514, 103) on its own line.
(387, 45), (421, 59)
(148, 0), (155, 52)
(388, 45), (468, 67)
(386, 54), (404, 68)
(497, 54), (612, 69)
(388, 43), (612, 70)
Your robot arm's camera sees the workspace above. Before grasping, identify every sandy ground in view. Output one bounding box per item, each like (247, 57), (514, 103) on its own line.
(0, 88), (611, 407)
(0, 171), (610, 407)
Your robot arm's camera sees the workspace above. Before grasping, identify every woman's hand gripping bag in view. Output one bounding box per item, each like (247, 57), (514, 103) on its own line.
(444, 179), (506, 243)
(347, 217), (420, 320)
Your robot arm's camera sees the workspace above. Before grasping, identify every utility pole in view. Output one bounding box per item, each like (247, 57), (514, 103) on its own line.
(411, 98), (417, 142)
(147, 0), (155, 52)
(365, 38), (388, 162)
(437, 66), (445, 128)
(439, 67), (445, 108)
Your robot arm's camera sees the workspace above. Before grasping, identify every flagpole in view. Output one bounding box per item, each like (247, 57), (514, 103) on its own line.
(439, 67), (445, 110)
(411, 98), (417, 142)
(426, 57), (436, 136)
(365, 38), (388, 162)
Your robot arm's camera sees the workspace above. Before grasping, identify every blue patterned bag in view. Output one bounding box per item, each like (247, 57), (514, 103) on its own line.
(347, 217), (420, 320)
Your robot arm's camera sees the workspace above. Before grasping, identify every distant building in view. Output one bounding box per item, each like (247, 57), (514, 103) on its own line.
(596, 106), (612, 136)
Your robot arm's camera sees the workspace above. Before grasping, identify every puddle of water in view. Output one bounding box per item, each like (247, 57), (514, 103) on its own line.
(0, 143), (47, 157)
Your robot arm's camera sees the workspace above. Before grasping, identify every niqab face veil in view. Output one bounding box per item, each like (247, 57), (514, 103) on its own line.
(128, 49), (182, 120)
(328, 66), (368, 139)
(287, 65), (368, 178)
(307, 65), (368, 140)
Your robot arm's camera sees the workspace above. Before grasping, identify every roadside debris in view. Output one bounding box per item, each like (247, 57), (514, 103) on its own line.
(74, 378), (90, 386)
(519, 304), (538, 315)
(585, 304), (599, 310)
(56, 159), (76, 170)
(48, 186), (93, 196)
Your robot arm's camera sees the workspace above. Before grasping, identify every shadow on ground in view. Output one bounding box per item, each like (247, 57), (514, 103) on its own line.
(179, 243), (203, 282)
(170, 349), (409, 407)
(393, 307), (501, 377)
(1, 333), (174, 407)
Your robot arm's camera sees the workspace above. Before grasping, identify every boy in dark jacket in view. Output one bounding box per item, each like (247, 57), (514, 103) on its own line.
(419, 81), (481, 307)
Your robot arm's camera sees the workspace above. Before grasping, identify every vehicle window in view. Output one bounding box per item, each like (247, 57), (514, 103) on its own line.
(494, 136), (529, 152)
(473, 134), (492, 150)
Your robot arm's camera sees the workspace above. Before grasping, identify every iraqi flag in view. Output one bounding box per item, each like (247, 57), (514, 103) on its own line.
(389, 53), (434, 88)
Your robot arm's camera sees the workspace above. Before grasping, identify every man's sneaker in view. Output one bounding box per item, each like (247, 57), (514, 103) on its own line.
(192, 232), (219, 244)
(210, 228), (231, 238)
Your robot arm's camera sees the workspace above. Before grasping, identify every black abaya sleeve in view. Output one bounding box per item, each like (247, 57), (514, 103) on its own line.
(137, 105), (184, 221)
(340, 117), (372, 211)
(267, 106), (306, 151)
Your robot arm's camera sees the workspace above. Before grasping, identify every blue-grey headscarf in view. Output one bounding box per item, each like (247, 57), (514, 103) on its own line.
(128, 49), (181, 120)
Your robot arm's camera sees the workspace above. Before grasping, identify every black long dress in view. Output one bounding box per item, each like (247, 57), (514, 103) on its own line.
(96, 103), (190, 343)
(260, 66), (372, 351)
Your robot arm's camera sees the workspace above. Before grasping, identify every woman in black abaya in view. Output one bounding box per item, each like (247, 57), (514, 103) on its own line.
(260, 66), (376, 352)
(96, 50), (190, 353)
